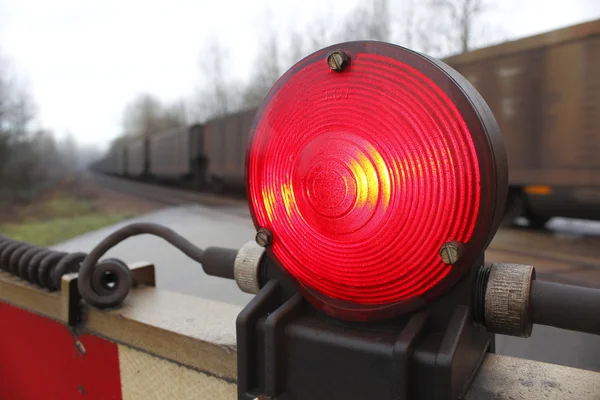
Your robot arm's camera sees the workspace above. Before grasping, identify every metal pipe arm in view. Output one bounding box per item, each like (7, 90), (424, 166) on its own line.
(477, 263), (600, 337)
(530, 280), (600, 336)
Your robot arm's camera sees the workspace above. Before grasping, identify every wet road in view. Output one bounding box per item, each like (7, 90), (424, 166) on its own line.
(57, 176), (600, 372)
(55, 204), (257, 307)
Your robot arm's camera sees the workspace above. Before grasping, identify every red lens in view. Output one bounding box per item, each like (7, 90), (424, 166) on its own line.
(247, 43), (505, 321)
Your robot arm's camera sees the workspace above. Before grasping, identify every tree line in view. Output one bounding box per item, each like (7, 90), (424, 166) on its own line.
(0, 0), (499, 203)
(118, 0), (497, 141)
(0, 53), (82, 202)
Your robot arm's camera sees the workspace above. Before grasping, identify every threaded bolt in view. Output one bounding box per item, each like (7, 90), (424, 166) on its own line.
(473, 264), (493, 326)
(440, 241), (463, 264)
(255, 228), (273, 247)
(483, 263), (535, 337)
(327, 50), (350, 71)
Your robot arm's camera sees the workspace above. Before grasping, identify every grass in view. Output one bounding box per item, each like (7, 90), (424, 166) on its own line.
(18, 194), (95, 220)
(0, 213), (133, 246)
(0, 195), (135, 246)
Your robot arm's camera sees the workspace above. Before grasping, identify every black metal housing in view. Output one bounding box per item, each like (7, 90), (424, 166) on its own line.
(236, 255), (493, 400)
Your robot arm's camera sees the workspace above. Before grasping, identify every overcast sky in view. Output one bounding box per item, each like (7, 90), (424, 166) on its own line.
(1, 0), (599, 150)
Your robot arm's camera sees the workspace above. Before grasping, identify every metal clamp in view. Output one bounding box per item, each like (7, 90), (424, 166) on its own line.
(234, 241), (266, 294)
(484, 263), (535, 337)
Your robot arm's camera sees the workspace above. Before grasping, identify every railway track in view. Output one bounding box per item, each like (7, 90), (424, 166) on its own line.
(487, 226), (600, 287)
(92, 172), (600, 288)
(90, 173), (251, 219)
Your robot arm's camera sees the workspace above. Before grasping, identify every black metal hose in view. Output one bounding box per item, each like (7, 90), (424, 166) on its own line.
(0, 235), (94, 290)
(530, 280), (600, 336)
(77, 222), (237, 309)
(1, 223), (238, 309)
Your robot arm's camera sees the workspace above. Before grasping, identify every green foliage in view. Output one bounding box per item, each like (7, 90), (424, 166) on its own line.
(121, 94), (187, 138)
(0, 213), (132, 246)
(0, 195), (135, 246)
(1, 53), (71, 202)
(19, 196), (95, 221)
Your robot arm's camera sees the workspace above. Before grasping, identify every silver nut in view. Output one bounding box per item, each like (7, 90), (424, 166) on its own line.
(234, 241), (266, 294)
(484, 263), (535, 337)
(440, 241), (463, 264)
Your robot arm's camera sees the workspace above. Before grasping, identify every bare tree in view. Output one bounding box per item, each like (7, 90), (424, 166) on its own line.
(202, 40), (230, 116)
(0, 53), (13, 132)
(242, 26), (283, 108)
(121, 94), (187, 137)
(29, 130), (65, 181)
(162, 100), (188, 130)
(428, 0), (491, 53)
(193, 39), (243, 120)
(413, 12), (449, 56)
(371, 0), (391, 41)
(0, 55), (12, 181)
(336, 0), (391, 42)
(305, 15), (336, 53)
(0, 128), (68, 201)
(58, 132), (79, 170)
(7, 87), (36, 136)
(0, 52), (48, 201)
(122, 94), (163, 137)
(400, 0), (416, 49)
(286, 29), (306, 67)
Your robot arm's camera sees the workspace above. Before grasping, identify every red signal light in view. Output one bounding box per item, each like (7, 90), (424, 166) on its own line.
(246, 42), (507, 321)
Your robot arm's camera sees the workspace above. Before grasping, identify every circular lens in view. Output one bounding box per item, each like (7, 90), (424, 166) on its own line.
(246, 42), (506, 321)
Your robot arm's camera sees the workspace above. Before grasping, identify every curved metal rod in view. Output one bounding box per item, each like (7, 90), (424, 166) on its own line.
(77, 222), (206, 309)
(530, 279), (600, 336)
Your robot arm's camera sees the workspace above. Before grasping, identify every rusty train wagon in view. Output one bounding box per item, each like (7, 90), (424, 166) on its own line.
(92, 139), (127, 176)
(148, 124), (206, 187)
(110, 140), (128, 177)
(204, 107), (258, 192)
(445, 18), (600, 227)
(125, 136), (149, 178)
(91, 152), (119, 175)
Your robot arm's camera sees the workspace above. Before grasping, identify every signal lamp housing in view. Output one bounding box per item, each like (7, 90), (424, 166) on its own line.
(246, 42), (507, 321)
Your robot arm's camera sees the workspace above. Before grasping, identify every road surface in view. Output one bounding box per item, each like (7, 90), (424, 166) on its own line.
(55, 204), (256, 307)
(55, 176), (600, 372)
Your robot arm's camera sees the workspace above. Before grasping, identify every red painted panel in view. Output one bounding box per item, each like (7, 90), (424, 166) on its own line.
(0, 301), (122, 400)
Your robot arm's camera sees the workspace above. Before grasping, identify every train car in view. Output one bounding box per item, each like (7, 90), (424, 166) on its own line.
(148, 124), (206, 187)
(115, 140), (128, 177)
(125, 136), (149, 178)
(90, 156), (114, 175)
(444, 18), (600, 227)
(94, 141), (127, 176)
(203, 107), (258, 192)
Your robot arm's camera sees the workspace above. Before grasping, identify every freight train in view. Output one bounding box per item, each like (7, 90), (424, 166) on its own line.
(93, 18), (600, 227)
(93, 107), (257, 194)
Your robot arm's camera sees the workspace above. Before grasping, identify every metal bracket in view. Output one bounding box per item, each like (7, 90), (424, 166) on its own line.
(60, 262), (156, 326)
(0, 263), (155, 327)
(236, 257), (492, 400)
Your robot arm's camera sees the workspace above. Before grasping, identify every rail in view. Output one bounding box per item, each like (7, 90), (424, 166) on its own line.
(1, 265), (599, 399)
